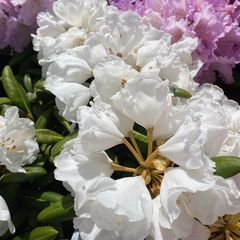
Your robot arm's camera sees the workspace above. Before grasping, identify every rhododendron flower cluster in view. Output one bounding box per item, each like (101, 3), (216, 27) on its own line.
(110, 0), (240, 84)
(32, 0), (240, 239)
(0, 0), (53, 52)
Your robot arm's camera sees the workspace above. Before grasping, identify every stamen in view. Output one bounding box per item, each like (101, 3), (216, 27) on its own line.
(128, 131), (144, 161)
(0, 136), (17, 150)
(116, 52), (123, 58)
(112, 163), (137, 173)
(144, 148), (160, 166)
(147, 127), (154, 157)
(209, 214), (240, 240)
(123, 138), (144, 165)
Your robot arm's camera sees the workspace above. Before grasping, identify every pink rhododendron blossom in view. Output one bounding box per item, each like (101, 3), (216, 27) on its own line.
(110, 0), (240, 84)
(109, 0), (147, 16)
(0, 0), (53, 52)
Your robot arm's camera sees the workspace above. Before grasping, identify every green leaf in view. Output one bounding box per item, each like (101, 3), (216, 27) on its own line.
(38, 195), (75, 223)
(1, 66), (33, 119)
(40, 192), (64, 202)
(35, 109), (52, 129)
(19, 191), (63, 210)
(211, 156), (240, 178)
(174, 88), (192, 98)
(0, 166), (47, 183)
(0, 97), (12, 105)
(36, 129), (64, 145)
(53, 107), (71, 132)
(50, 133), (77, 159)
(13, 226), (58, 240)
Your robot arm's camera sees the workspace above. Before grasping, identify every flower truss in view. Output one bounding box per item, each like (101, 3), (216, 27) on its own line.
(110, 0), (240, 84)
(0, 0), (53, 52)
(54, 73), (240, 240)
(0, 106), (39, 236)
(33, 0), (201, 122)
(33, 0), (240, 239)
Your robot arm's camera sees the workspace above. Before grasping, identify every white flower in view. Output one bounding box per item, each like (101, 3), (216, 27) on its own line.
(112, 72), (186, 139)
(0, 195), (14, 236)
(74, 176), (152, 240)
(93, 56), (138, 102)
(155, 168), (240, 239)
(138, 36), (201, 93)
(54, 139), (113, 193)
(0, 107), (39, 173)
(75, 103), (133, 152)
(50, 82), (90, 123)
(159, 117), (215, 170)
(53, 0), (107, 30)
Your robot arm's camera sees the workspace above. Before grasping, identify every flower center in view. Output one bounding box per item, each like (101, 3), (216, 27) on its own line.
(111, 127), (172, 198)
(0, 136), (16, 151)
(208, 214), (240, 240)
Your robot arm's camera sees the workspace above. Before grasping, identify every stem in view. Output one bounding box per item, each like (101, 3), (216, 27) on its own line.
(112, 163), (137, 173)
(123, 138), (144, 165)
(128, 131), (144, 161)
(147, 127), (154, 157)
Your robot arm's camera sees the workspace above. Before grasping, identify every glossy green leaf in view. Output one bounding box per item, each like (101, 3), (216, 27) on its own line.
(13, 226), (58, 240)
(174, 88), (192, 98)
(0, 97), (11, 105)
(35, 109), (52, 129)
(1, 66), (33, 119)
(0, 166), (47, 183)
(19, 194), (50, 210)
(36, 129), (64, 145)
(211, 156), (240, 178)
(40, 192), (64, 202)
(19, 191), (63, 210)
(38, 195), (75, 223)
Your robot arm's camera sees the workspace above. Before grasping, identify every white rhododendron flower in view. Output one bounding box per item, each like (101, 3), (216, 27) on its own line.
(54, 64), (240, 239)
(0, 107), (39, 173)
(32, 0), (240, 239)
(33, 0), (201, 122)
(0, 195), (14, 237)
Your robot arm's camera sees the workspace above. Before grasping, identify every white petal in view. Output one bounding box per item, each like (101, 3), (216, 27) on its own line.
(55, 142), (113, 193)
(76, 106), (124, 152)
(0, 195), (15, 236)
(93, 56), (138, 101)
(112, 73), (170, 130)
(160, 117), (214, 170)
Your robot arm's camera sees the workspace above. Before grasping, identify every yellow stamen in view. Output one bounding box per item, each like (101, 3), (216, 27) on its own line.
(112, 163), (137, 173)
(147, 127), (154, 157)
(128, 131), (144, 162)
(144, 148), (160, 166)
(123, 138), (144, 165)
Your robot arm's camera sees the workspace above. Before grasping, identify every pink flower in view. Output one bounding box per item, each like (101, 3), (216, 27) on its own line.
(0, 0), (53, 52)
